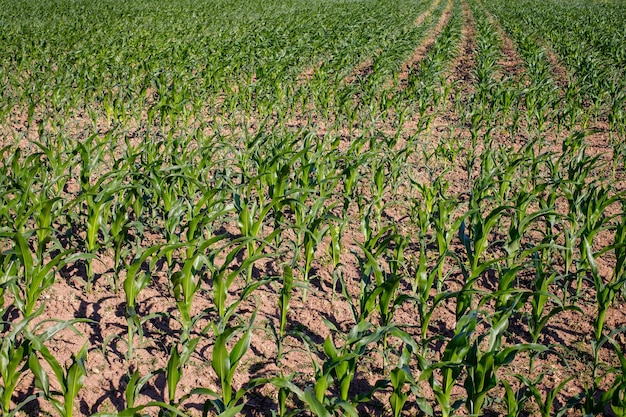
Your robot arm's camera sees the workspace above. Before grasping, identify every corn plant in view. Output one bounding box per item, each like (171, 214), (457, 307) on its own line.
(167, 237), (222, 344)
(120, 244), (162, 363)
(527, 248), (581, 370)
(0, 256), (14, 320)
(93, 369), (187, 417)
(260, 375), (331, 417)
(6, 313), (92, 417)
(73, 138), (108, 196)
(234, 193), (282, 283)
(515, 373), (572, 417)
(275, 265), (294, 363)
(1, 314), (40, 416)
(584, 238), (626, 377)
(31, 195), (62, 259)
(279, 320), (417, 416)
(605, 338), (626, 417)
(418, 311), (477, 417)
(501, 379), (532, 417)
(359, 231), (410, 334)
(30, 139), (74, 200)
(9, 231), (89, 317)
(105, 189), (142, 292)
(196, 237), (273, 337)
(345, 226), (401, 327)
(566, 333), (626, 416)
(327, 217), (345, 301)
(70, 174), (123, 291)
(163, 341), (198, 414)
(432, 194), (464, 290)
(28, 342), (88, 417)
(462, 317), (547, 415)
(388, 345), (418, 417)
(192, 312), (257, 417)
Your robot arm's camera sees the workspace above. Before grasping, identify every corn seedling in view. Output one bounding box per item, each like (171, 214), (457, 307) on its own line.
(419, 311), (477, 417)
(194, 311), (257, 416)
(29, 342), (88, 417)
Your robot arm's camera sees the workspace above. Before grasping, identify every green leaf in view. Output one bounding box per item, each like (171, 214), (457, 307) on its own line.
(28, 352), (50, 397)
(217, 403), (245, 417)
(167, 345), (181, 404)
(304, 387), (332, 417)
(229, 329), (251, 367)
(64, 343), (88, 417)
(496, 343), (548, 365)
(212, 333), (231, 382)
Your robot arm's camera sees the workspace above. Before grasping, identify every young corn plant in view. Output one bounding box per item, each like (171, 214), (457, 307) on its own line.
(120, 244), (162, 364)
(460, 203), (511, 273)
(0, 255), (14, 319)
(516, 373), (572, 417)
(327, 216), (346, 302)
(234, 193), (282, 283)
(370, 159), (387, 224)
(569, 333), (626, 416)
(388, 345), (419, 417)
(614, 210), (626, 299)
(207, 237), (273, 332)
(260, 375), (330, 417)
(193, 312), (257, 417)
(31, 138), (74, 200)
(432, 194), (464, 291)
(462, 313), (547, 416)
(167, 237), (222, 345)
(28, 342), (88, 417)
(283, 320), (417, 416)
(501, 379), (532, 417)
(1, 314), (40, 416)
(605, 338), (626, 417)
(288, 195), (330, 299)
(584, 238), (626, 377)
(93, 369), (186, 417)
(504, 192), (555, 267)
(162, 339), (201, 415)
(9, 231), (89, 317)
(9, 310), (92, 417)
(413, 252), (453, 351)
(456, 203), (511, 318)
(74, 138), (108, 197)
(345, 225), (396, 326)
(418, 311), (477, 417)
(357, 232), (413, 365)
(275, 265), (294, 363)
(31, 195), (62, 259)
(528, 248), (581, 370)
(72, 174), (123, 291)
(576, 185), (622, 273)
(105, 188), (142, 292)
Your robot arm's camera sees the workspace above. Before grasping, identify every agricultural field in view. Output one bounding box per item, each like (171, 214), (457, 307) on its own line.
(1, 0), (625, 415)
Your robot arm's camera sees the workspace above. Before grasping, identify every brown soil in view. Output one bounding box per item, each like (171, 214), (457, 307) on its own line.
(542, 44), (571, 88)
(296, 61), (324, 87)
(415, 0), (443, 27)
(343, 51), (380, 85)
(482, 9), (526, 82)
(346, 0), (447, 87)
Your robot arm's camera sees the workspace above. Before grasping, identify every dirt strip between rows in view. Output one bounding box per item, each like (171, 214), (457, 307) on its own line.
(396, 0), (454, 89)
(344, 0), (447, 86)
